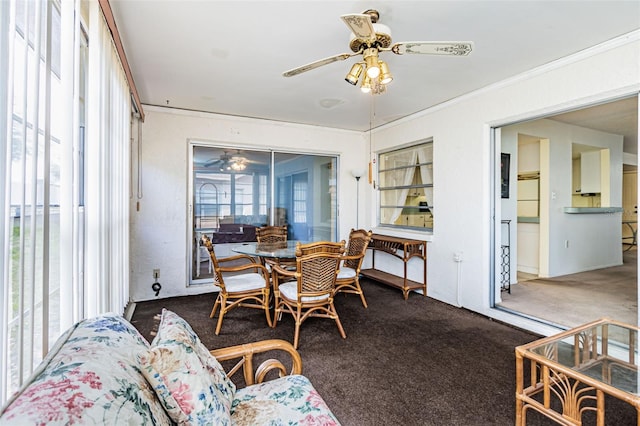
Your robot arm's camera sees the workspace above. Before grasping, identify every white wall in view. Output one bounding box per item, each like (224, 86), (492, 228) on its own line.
(365, 35), (639, 335)
(129, 109), (365, 301)
(130, 34), (639, 336)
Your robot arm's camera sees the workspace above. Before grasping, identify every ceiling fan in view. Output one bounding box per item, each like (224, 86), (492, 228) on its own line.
(203, 151), (249, 171)
(282, 9), (473, 94)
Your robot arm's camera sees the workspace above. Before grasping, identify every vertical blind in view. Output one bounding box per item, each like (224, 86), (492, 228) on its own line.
(0, 0), (132, 404)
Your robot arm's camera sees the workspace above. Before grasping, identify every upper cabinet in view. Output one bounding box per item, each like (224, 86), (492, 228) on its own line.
(572, 145), (611, 207)
(580, 150), (609, 193)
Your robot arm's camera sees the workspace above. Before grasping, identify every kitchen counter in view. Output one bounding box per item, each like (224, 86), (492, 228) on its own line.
(563, 207), (623, 214)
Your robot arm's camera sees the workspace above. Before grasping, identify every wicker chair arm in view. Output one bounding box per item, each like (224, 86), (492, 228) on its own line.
(271, 263), (298, 279)
(341, 253), (363, 262)
(218, 261), (269, 276)
(210, 339), (303, 386)
(217, 253), (258, 264)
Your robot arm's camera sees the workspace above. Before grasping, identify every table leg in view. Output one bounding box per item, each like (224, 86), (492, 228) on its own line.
(596, 389), (604, 426)
(515, 351), (524, 426)
(623, 222), (637, 252)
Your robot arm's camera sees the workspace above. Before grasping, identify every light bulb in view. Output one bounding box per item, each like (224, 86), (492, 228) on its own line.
(363, 48), (380, 80)
(366, 65), (380, 79)
(360, 74), (372, 93)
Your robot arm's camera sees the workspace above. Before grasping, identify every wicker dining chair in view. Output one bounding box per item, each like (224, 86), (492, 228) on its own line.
(201, 235), (272, 335)
(335, 229), (373, 308)
(271, 240), (346, 349)
(255, 225), (288, 243)
(256, 225), (295, 270)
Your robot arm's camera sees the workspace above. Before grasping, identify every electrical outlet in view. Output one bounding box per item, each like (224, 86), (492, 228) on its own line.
(153, 269), (160, 280)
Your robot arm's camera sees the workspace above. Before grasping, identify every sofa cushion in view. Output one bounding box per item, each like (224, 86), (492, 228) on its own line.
(140, 341), (231, 425)
(0, 314), (172, 425)
(231, 375), (340, 426)
(151, 308), (236, 398)
(141, 308), (235, 424)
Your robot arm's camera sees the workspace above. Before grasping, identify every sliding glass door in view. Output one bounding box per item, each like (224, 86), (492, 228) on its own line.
(190, 146), (337, 284)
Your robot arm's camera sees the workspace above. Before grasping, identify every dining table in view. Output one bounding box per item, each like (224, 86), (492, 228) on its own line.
(231, 240), (305, 261)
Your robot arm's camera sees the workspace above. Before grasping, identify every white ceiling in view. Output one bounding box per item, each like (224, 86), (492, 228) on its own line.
(110, 1), (639, 144)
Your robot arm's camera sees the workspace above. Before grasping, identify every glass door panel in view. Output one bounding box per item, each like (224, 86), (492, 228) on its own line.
(191, 148), (271, 282)
(190, 147), (337, 284)
(273, 153), (337, 242)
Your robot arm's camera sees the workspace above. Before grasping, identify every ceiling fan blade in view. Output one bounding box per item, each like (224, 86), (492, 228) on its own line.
(282, 52), (357, 77)
(390, 41), (474, 56)
(340, 13), (375, 41)
(203, 159), (221, 168)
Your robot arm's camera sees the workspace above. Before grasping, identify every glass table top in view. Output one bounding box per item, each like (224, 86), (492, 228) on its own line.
(523, 318), (639, 394)
(231, 241), (304, 259)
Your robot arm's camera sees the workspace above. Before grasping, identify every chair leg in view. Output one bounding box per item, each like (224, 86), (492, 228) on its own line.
(271, 297), (280, 328)
(355, 279), (368, 308)
(210, 296), (221, 318)
(213, 294), (227, 335)
(215, 306), (225, 335)
(293, 319), (301, 350)
(263, 290), (273, 328)
(292, 305), (303, 349)
(330, 301), (347, 339)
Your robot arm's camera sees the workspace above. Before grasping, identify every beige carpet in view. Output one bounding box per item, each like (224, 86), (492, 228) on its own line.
(499, 249), (637, 328)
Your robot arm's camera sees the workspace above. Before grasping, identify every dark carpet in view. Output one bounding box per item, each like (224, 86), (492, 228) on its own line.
(130, 279), (636, 425)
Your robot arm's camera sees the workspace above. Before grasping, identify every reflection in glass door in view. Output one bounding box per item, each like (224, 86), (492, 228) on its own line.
(190, 146), (338, 284)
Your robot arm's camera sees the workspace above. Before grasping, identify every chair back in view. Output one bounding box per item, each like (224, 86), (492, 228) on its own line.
(296, 240), (345, 256)
(296, 251), (343, 297)
(343, 229), (372, 269)
(291, 241), (345, 298)
(201, 235), (224, 287)
(256, 225), (288, 243)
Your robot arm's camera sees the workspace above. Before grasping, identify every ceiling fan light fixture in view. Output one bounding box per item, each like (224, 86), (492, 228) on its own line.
(363, 48), (380, 79)
(345, 63), (364, 85)
(230, 161), (246, 171)
(379, 61), (393, 84)
(360, 74), (372, 93)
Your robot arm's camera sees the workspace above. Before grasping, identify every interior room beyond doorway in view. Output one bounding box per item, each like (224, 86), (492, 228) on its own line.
(496, 96), (638, 329)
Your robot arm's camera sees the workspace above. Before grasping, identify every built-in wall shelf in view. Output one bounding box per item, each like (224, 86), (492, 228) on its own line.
(563, 207), (623, 214)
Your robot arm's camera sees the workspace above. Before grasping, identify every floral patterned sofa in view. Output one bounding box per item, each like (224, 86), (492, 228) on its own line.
(0, 309), (340, 425)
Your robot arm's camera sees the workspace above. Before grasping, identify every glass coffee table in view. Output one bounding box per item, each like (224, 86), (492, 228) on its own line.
(515, 318), (639, 425)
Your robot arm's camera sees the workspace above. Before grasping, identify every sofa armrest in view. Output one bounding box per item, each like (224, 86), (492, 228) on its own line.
(210, 339), (302, 387)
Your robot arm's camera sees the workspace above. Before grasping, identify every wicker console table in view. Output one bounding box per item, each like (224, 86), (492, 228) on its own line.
(360, 234), (427, 299)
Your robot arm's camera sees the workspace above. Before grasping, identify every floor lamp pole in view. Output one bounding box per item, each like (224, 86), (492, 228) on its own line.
(351, 169), (365, 229)
(355, 176), (360, 229)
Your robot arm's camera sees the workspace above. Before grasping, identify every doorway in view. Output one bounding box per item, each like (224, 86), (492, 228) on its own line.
(494, 96), (639, 328)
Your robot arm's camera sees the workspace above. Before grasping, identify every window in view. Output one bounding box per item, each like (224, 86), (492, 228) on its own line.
(1, 0), (134, 404)
(4, 0), (65, 400)
(378, 141), (433, 230)
(292, 173), (308, 224)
